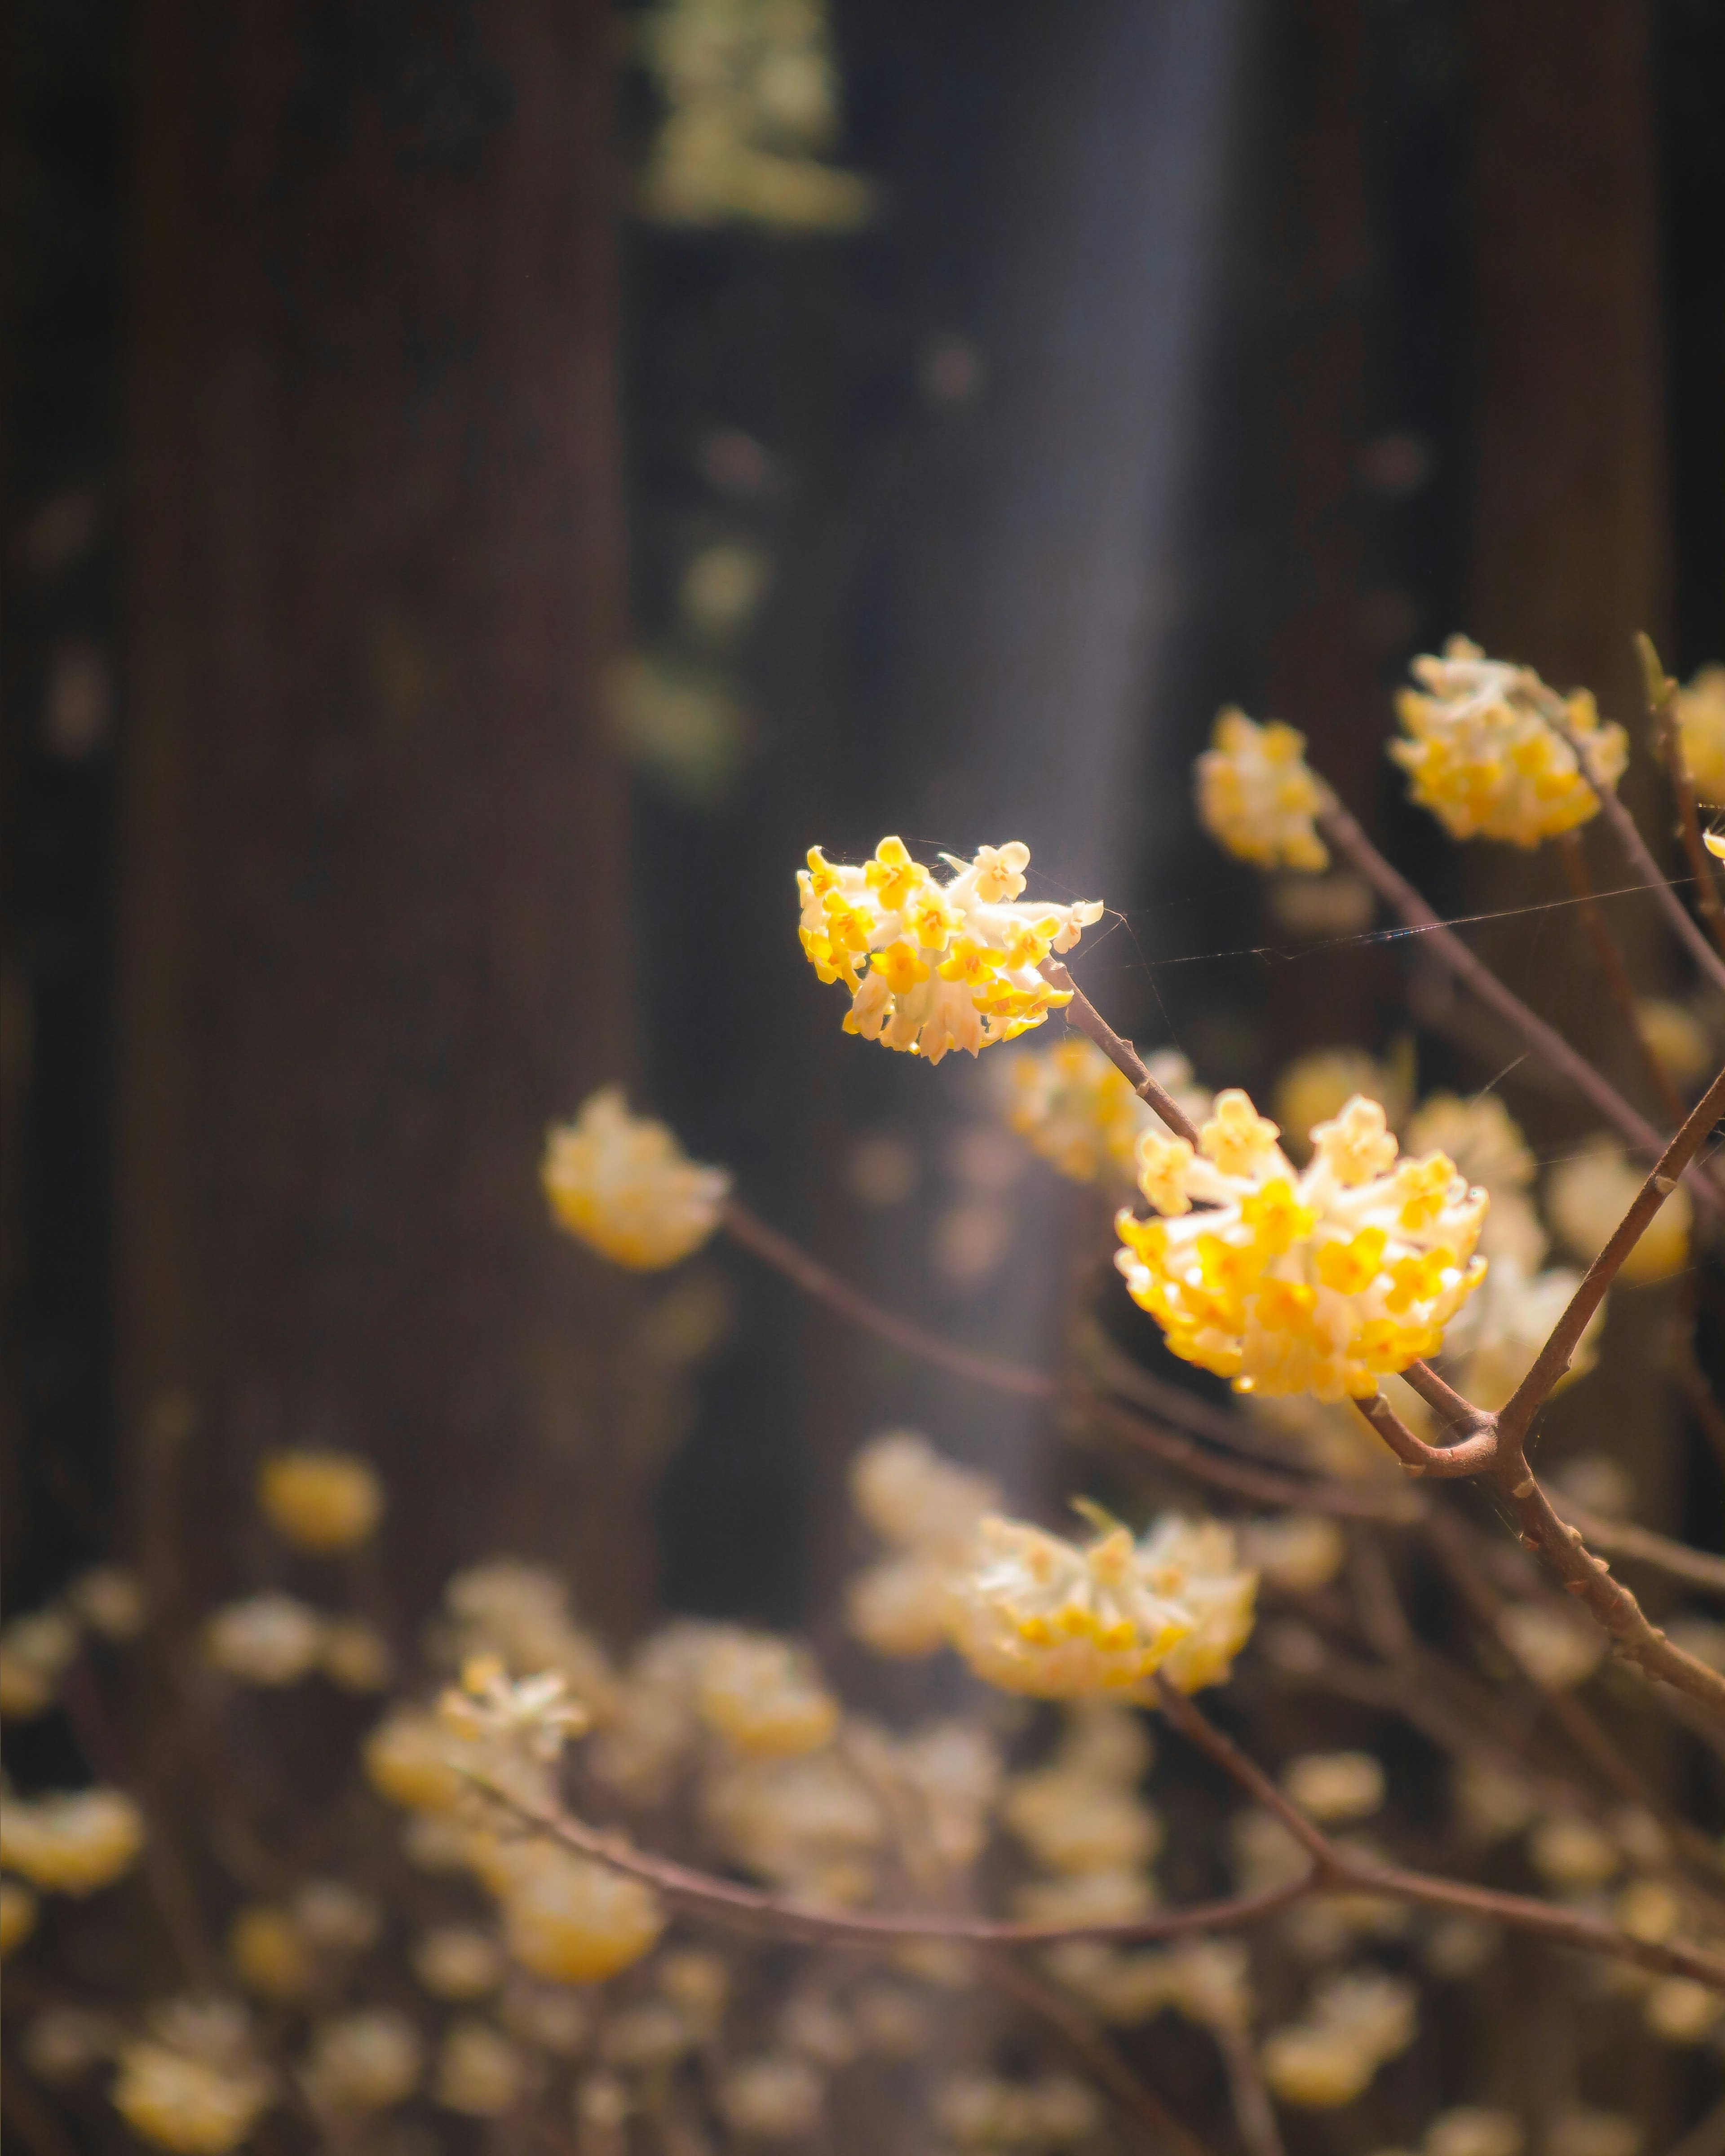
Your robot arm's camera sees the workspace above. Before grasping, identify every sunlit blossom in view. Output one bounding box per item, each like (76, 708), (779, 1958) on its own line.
(1116, 1090), (1487, 1401)
(797, 836), (1103, 1061)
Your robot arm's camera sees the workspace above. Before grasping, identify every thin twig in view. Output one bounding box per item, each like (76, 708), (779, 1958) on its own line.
(1556, 830), (1690, 1123)
(1211, 2019), (1287, 2156)
(985, 1950), (1218, 2156)
(722, 1198), (1052, 1398)
(1536, 685), (1725, 998)
(726, 1194), (1413, 1520)
(1315, 793), (1721, 1218)
(1497, 1060), (1725, 1450)
(1547, 1495), (1725, 1597)
(1145, 1681), (1725, 1988)
(477, 1772), (1725, 1991)
(1081, 1392), (1417, 1522)
(1039, 961), (1203, 1147)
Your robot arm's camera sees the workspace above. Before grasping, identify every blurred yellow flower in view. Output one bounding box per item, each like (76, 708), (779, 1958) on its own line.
(257, 1450), (383, 1553)
(543, 1087), (730, 1270)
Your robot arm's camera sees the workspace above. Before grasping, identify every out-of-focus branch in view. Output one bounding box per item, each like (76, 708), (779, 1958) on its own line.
(477, 1768), (1725, 1990)
(1536, 683), (1725, 998)
(1556, 830), (1690, 1122)
(1314, 792), (1722, 1217)
(1497, 1060), (1725, 1451)
(985, 1951), (1218, 2156)
(721, 1198), (1052, 1398)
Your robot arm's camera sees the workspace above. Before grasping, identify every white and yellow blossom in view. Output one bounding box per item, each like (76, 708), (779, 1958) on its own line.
(1116, 1090), (1487, 1401)
(1274, 1048), (1411, 1166)
(1196, 708), (1329, 872)
(0, 1787), (145, 1895)
(495, 1846), (665, 1986)
(1548, 1138), (1690, 1284)
(203, 1593), (326, 1685)
(112, 2002), (272, 2156)
(1676, 664), (1725, 802)
(1391, 636), (1628, 847)
(542, 1087), (730, 1270)
(301, 2010), (423, 2115)
(950, 1509), (1254, 1700)
(439, 1656), (589, 1763)
(1440, 1254), (1603, 1411)
(845, 1430), (998, 1658)
(1261, 1970), (1416, 2110)
(1000, 1034), (1209, 1185)
(797, 836), (1103, 1061)
(1405, 1091), (1546, 1268)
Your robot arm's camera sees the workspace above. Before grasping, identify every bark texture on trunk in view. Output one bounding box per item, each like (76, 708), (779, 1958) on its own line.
(121, 0), (648, 1625)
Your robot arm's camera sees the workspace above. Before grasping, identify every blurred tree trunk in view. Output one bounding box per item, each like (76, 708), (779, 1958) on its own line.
(120, 0), (651, 1631)
(1462, 13), (1677, 2138)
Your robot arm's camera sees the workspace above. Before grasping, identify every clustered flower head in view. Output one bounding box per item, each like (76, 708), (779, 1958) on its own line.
(796, 836), (1103, 1061)
(257, 1449), (383, 1553)
(1390, 635), (1628, 847)
(1196, 708), (1330, 872)
(1116, 1089), (1487, 1401)
(1260, 1969), (1417, 2108)
(0, 1787), (145, 1895)
(1548, 1137), (1691, 1286)
(999, 1034), (1209, 1186)
(112, 2000), (274, 2155)
(542, 1086), (730, 1270)
(845, 1430), (999, 1658)
(951, 1508), (1255, 1701)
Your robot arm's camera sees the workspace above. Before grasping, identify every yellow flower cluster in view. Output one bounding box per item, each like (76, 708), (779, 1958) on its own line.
(112, 2002), (272, 2156)
(542, 1087), (730, 1269)
(1676, 663), (1725, 802)
(0, 1788), (145, 1895)
(1391, 636), (1628, 847)
(1000, 1034), (1209, 1185)
(1004, 1705), (1160, 1927)
(1196, 709), (1329, 872)
(951, 1510), (1256, 1700)
(845, 1430), (998, 1658)
(301, 2010), (423, 2115)
(1260, 1969), (1417, 2108)
(257, 1450), (383, 1552)
(202, 1592), (392, 1692)
(1548, 1137), (1691, 1285)
(1115, 1090), (1487, 1401)
(0, 1568), (143, 1721)
(797, 837), (1103, 1061)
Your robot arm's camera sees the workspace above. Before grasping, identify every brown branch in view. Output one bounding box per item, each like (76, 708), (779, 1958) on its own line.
(721, 1198), (1053, 1398)
(1497, 1060), (1725, 1451)
(1547, 1495), (1725, 1598)
(478, 1779), (1309, 1948)
(1080, 1392), (1418, 1523)
(984, 1951), (1218, 2156)
(1536, 685), (1725, 998)
(1351, 1390), (1497, 1480)
(1556, 830), (1690, 1123)
(478, 1759), (1725, 1993)
(1645, 632), (1725, 966)
(1211, 2021), (1287, 2156)
(1147, 1680), (1725, 1989)
(1039, 961), (1203, 1147)
(726, 1195), (1414, 1520)
(1315, 793), (1721, 1218)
